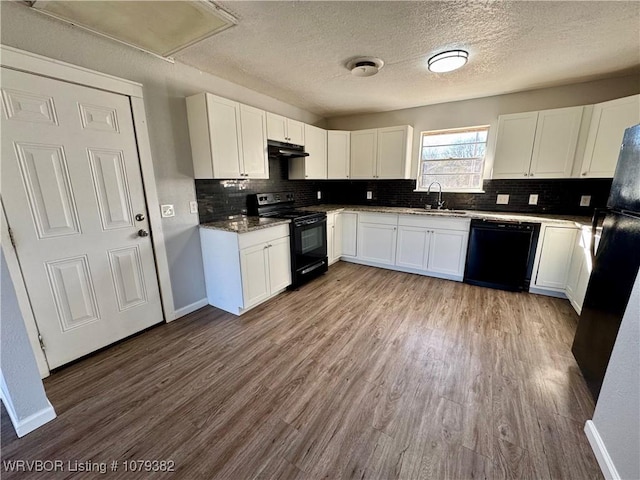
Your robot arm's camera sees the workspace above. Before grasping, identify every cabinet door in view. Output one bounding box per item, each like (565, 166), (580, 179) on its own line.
(427, 229), (468, 277)
(358, 223), (397, 265)
(304, 124), (328, 179)
(396, 226), (429, 270)
(342, 212), (358, 257)
(566, 233), (585, 311)
(350, 129), (378, 179)
(580, 94), (640, 178)
(326, 213), (335, 264)
(492, 112), (538, 179)
(535, 227), (577, 289)
(240, 244), (270, 309)
(529, 106), (583, 178)
(266, 112), (287, 143)
(287, 119), (305, 146)
(206, 94), (242, 178)
(566, 229), (592, 313)
(328, 131), (351, 179)
(377, 126), (410, 179)
(267, 237), (292, 292)
(239, 104), (268, 178)
(333, 213), (343, 261)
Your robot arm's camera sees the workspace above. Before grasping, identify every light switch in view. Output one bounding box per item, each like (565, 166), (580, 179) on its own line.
(366, 191), (373, 200)
(580, 195), (591, 207)
(161, 204), (175, 218)
(529, 194), (539, 205)
(189, 201), (198, 214)
(496, 194), (509, 205)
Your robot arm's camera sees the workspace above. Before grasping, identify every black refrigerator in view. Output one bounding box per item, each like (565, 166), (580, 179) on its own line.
(572, 124), (640, 401)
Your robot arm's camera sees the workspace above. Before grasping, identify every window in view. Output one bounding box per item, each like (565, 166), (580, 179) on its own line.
(416, 126), (489, 192)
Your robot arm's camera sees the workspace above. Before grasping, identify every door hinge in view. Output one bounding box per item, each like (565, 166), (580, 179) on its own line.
(38, 334), (46, 351)
(8, 227), (16, 249)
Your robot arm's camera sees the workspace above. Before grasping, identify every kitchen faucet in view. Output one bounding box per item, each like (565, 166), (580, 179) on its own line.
(427, 181), (445, 210)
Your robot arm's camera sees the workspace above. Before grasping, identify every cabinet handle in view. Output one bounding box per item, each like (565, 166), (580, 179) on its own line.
(268, 244), (273, 247)
(582, 172), (587, 176)
(305, 175), (308, 178)
(530, 173), (534, 177)
(524, 173), (528, 176)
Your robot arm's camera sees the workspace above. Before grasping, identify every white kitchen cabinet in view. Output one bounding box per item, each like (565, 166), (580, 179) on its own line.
(396, 226), (430, 270)
(565, 227), (593, 314)
(326, 212), (342, 265)
(289, 124), (327, 179)
(328, 130), (351, 179)
(357, 213), (398, 265)
(579, 94), (640, 178)
(186, 92), (268, 179)
(492, 107), (583, 179)
(200, 224), (291, 315)
(266, 112), (305, 145)
(532, 225), (578, 293)
(341, 212), (358, 257)
(350, 129), (378, 179)
(350, 126), (413, 179)
(394, 215), (469, 279)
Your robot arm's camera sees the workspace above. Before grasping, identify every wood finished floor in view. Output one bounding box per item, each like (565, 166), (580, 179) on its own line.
(2, 262), (602, 480)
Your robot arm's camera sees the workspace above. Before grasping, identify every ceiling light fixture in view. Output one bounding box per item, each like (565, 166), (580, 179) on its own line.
(346, 57), (384, 77)
(428, 50), (469, 73)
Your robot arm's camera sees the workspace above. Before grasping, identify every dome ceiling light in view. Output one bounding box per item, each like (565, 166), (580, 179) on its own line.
(428, 50), (469, 73)
(346, 57), (385, 77)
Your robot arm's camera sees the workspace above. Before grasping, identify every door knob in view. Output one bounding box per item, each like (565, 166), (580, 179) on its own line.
(138, 229), (149, 237)
(135, 213), (146, 221)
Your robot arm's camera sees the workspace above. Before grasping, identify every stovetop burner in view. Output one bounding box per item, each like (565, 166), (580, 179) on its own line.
(248, 192), (324, 222)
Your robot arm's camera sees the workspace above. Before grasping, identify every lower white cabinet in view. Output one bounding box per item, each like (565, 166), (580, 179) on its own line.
(341, 212), (358, 257)
(531, 224), (578, 293)
(357, 213), (398, 265)
(200, 224), (291, 315)
(565, 227), (594, 314)
(327, 211), (343, 265)
(347, 212), (470, 281)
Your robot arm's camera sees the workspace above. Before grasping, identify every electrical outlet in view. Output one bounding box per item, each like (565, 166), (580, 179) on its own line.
(366, 191), (373, 200)
(317, 191), (322, 200)
(160, 204), (175, 218)
(529, 194), (539, 205)
(496, 194), (509, 205)
(580, 195), (591, 207)
(189, 201), (198, 214)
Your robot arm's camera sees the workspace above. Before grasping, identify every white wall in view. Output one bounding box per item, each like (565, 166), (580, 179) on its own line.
(0, 1), (323, 313)
(326, 76), (640, 178)
(1, 250), (55, 436)
(590, 269), (640, 480)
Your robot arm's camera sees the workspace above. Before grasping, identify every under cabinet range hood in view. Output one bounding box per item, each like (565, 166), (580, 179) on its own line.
(267, 140), (309, 158)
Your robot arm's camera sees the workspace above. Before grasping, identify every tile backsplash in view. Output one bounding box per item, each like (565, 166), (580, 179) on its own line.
(196, 158), (612, 223)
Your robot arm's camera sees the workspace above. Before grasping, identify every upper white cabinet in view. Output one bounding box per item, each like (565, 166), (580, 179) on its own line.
(327, 130), (351, 179)
(579, 94), (640, 178)
(266, 112), (305, 145)
(350, 125), (413, 179)
(493, 106), (583, 179)
(289, 124), (327, 179)
(186, 92), (268, 179)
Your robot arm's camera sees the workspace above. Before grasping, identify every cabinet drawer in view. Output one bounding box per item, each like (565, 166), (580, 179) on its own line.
(398, 214), (470, 231)
(238, 224), (290, 249)
(358, 213), (398, 225)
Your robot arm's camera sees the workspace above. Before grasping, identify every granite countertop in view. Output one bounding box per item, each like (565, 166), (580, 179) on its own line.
(200, 216), (290, 233)
(302, 205), (593, 228)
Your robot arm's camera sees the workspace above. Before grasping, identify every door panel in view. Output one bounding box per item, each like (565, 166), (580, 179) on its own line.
(396, 226), (428, 270)
(358, 223), (396, 265)
(239, 104), (268, 178)
(240, 244), (270, 308)
(268, 237), (292, 292)
(1, 68), (163, 368)
(428, 229), (467, 276)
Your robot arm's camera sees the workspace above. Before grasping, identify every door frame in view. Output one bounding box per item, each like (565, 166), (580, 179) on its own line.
(0, 45), (176, 377)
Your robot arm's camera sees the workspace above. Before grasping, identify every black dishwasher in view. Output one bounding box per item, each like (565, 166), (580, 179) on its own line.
(464, 219), (540, 291)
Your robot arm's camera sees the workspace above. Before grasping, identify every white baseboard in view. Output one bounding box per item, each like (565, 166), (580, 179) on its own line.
(529, 286), (568, 299)
(0, 372), (56, 437)
(585, 420), (620, 480)
(173, 297), (208, 320)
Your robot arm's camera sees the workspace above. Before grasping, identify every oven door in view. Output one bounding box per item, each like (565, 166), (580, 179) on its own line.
(290, 216), (328, 287)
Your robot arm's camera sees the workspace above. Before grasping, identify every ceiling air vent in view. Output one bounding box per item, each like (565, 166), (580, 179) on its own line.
(346, 57), (385, 77)
(29, 1), (237, 61)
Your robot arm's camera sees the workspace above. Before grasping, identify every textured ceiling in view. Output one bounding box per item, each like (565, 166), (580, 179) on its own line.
(174, 1), (640, 117)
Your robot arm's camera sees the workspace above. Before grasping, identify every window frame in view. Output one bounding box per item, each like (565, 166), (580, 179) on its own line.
(414, 125), (490, 193)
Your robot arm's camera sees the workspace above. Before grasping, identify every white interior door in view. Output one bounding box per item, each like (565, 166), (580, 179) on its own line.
(1, 68), (163, 369)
